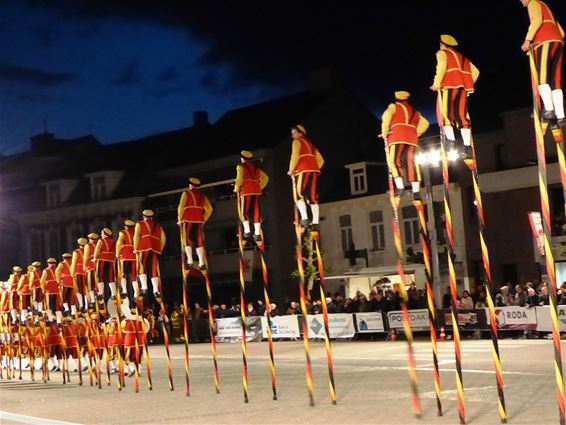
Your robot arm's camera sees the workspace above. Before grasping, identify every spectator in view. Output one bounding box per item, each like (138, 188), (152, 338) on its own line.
(257, 299), (266, 316)
(286, 301), (301, 315)
(192, 302), (204, 320)
(370, 291), (390, 313)
(539, 285), (550, 306)
(460, 290), (474, 309)
(526, 288), (539, 308)
(246, 302), (258, 316)
(495, 286), (511, 307)
(514, 284), (527, 307)
(357, 294), (372, 312)
(442, 286), (451, 309)
(268, 303), (279, 317)
(475, 291), (487, 309)
(559, 284), (566, 305)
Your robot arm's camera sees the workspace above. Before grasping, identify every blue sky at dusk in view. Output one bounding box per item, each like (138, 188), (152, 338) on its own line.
(1, 0), (562, 155)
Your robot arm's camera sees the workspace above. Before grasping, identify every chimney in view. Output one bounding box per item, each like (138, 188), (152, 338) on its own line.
(193, 111), (209, 128)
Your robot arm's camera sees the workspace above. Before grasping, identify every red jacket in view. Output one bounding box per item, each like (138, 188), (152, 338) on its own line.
(533, 1), (563, 45)
(441, 48), (475, 92)
(386, 101), (421, 147)
(295, 138), (321, 173)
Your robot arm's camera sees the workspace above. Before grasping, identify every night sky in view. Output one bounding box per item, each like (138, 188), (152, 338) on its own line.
(0, 0), (564, 154)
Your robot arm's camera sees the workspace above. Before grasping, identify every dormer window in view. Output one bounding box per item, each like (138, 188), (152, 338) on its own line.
(345, 162), (367, 196)
(91, 176), (106, 201)
(46, 183), (61, 208)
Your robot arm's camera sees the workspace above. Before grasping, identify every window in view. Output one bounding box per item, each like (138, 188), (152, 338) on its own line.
(369, 210), (385, 250)
(401, 206), (420, 246)
(91, 176), (106, 201)
(346, 163), (368, 196)
(339, 214), (353, 255)
(46, 184), (61, 208)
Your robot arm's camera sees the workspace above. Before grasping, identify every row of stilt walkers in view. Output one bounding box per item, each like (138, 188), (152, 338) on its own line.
(377, 1), (565, 422)
(2, 2), (565, 423)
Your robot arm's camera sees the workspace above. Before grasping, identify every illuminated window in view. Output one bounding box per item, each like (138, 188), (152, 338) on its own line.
(339, 214), (353, 255)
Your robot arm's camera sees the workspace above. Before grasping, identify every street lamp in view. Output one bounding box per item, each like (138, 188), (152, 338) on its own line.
(416, 142), (459, 306)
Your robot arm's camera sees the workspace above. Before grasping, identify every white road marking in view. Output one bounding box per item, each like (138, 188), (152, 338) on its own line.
(0, 411), (81, 425)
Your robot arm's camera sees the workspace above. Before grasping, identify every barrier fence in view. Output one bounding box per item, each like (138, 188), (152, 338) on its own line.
(168, 306), (564, 343)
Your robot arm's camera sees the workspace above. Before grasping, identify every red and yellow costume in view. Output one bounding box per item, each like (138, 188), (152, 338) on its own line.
(17, 267), (33, 314)
(83, 233), (99, 306)
(523, 0), (564, 121)
(432, 35), (479, 146)
(29, 262), (43, 313)
(71, 238), (88, 311)
(116, 220), (138, 306)
(134, 210), (166, 296)
(94, 228), (116, 300)
(41, 259), (61, 322)
(288, 125), (325, 226)
(122, 318), (146, 365)
(178, 178), (213, 269)
(381, 91), (429, 193)
(234, 151), (269, 239)
(8, 267), (23, 323)
(56, 253), (76, 316)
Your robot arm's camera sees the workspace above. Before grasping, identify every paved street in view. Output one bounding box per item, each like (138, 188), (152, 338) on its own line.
(0, 339), (562, 424)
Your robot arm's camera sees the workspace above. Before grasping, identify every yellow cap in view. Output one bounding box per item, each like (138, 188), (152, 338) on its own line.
(394, 91), (410, 100)
(293, 125), (307, 135)
(77, 238), (87, 246)
(124, 219), (135, 227)
(62, 252), (72, 259)
(87, 232), (99, 240)
(142, 209), (154, 217)
(31, 261), (41, 267)
(102, 227), (112, 236)
(440, 34), (458, 47)
(240, 150), (253, 160)
(189, 177), (201, 186)
(12, 266), (23, 273)
(27, 265), (34, 272)
(47, 258), (57, 264)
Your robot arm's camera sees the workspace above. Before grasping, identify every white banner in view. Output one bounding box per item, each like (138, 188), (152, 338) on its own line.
(536, 306), (566, 332)
(261, 315), (300, 339)
(306, 314), (356, 339)
(215, 317), (243, 338)
(485, 306), (538, 330)
(387, 309), (429, 331)
(355, 312), (386, 333)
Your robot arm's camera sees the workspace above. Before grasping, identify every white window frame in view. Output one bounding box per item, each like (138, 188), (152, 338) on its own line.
(46, 183), (61, 208)
(345, 162), (368, 196)
(90, 175), (106, 201)
(369, 210), (385, 251)
(339, 214), (353, 255)
(401, 206), (420, 247)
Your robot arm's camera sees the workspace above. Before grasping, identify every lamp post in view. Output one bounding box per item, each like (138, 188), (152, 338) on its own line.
(415, 142), (459, 306)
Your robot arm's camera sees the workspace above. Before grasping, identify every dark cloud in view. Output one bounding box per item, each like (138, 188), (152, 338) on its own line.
(22, 0), (566, 131)
(0, 62), (74, 87)
(30, 26), (58, 47)
(17, 93), (55, 102)
(112, 60), (142, 86)
(157, 65), (178, 82)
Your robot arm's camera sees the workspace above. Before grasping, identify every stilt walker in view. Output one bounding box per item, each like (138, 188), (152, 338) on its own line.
(71, 238), (88, 313)
(42, 259), (63, 329)
(17, 266), (33, 326)
(234, 150), (277, 400)
(177, 178), (217, 394)
(431, 34), (480, 161)
(523, 4), (566, 416)
(381, 91), (430, 199)
(29, 261), (44, 321)
(57, 254), (77, 318)
(117, 220), (153, 390)
(84, 233), (100, 311)
(134, 209), (173, 390)
(381, 90), (440, 415)
(288, 125), (325, 406)
(431, 34), (479, 424)
(380, 139), (422, 419)
(94, 228), (118, 303)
